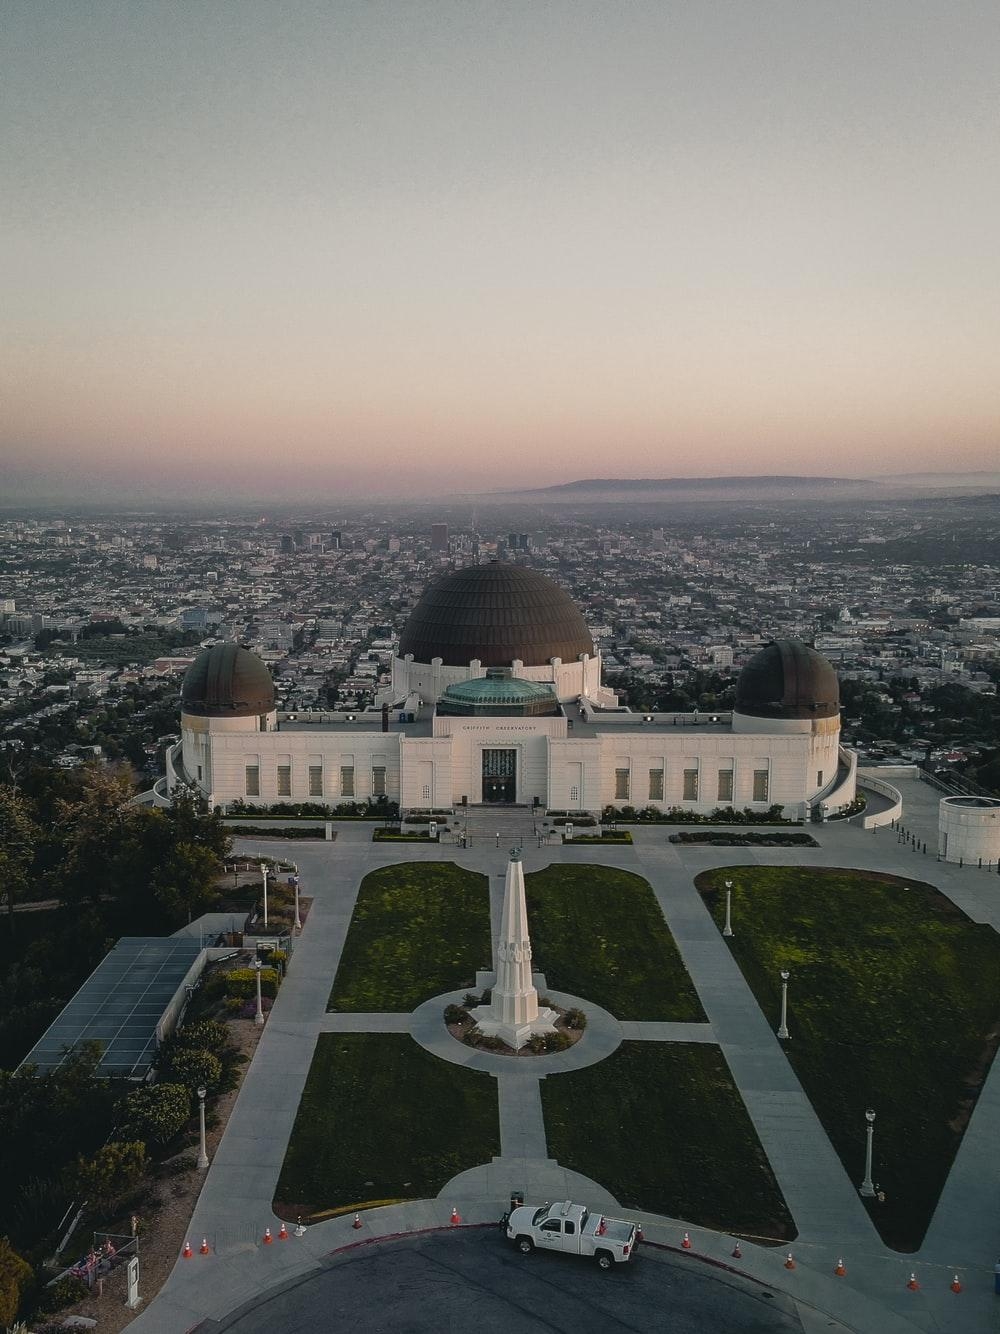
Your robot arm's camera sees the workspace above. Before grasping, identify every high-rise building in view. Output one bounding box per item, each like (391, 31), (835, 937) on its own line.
(329, 531), (342, 550)
(431, 523), (449, 552)
(280, 535), (294, 554)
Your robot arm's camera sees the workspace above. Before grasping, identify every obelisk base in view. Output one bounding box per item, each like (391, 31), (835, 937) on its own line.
(468, 1006), (559, 1051)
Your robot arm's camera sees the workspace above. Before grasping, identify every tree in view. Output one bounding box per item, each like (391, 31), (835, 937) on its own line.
(0, 786), (38, 927)
(0, 1236), (32, 1328)
(119, 1083), (190, 1148)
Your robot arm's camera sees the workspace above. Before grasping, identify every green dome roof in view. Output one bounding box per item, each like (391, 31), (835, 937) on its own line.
(438, 668), (558, 717)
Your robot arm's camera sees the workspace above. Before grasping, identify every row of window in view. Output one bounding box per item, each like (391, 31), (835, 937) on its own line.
(614, 767), (769, 803)
(245, 765), (386, 798)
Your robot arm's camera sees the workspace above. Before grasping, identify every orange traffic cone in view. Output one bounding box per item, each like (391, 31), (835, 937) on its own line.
(731, 1242), (742, 1259)
(263, 1227), (273, 1245)
(182, 1240), (193, 1260)
(450, 1207), (461, 1226)
(278, 1223), (288, 1241)
(907, 1273), (919, 1291)
(199, 1238), (210, 1256)
(681, 1232), (692, 1249)
(784, 1253), (796, 1270)
(352, 1213), (362, 1229)
(951, 1274), (962, 1294)
(834, 1258), (846, 1277)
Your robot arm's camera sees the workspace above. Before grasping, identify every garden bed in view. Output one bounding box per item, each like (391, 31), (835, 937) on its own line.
(697, 865), (1000, 1250)
(670, 831), (818, 847)
(524, 865), (704, 1020)
(444, 995), (586, 1055)
(541, 1042), (794, 1239)
(275, 1033), (499, 1218)
(227, 824), (329, 840)
(566, 831), (633, 844)
(372, 828), (438, 842)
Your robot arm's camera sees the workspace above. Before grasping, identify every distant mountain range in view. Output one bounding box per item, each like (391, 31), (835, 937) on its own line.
(527, 475), (859, 495)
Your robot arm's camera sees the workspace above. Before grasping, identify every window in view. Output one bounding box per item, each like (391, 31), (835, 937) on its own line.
(277, 765), (291, 796)
(816, 770), (823, 788)
(372, 765), (386, 798)
(717, 769), (734, 802)
(309, 765), (323, 796)
(340, 766), (355, 797)
(245, 765), (260, 797)
(541, 1220), (560, 1233)
(753, 768), (769, 802)
(196, 765), (202, 781)
(683, 768), (698, 801)
(648, 769), (664, 801)
(615, 768), (630, 801)
(421, 784), (431, 801)
(570, 784), (579, 802)
(564, 1221), (576, 1236)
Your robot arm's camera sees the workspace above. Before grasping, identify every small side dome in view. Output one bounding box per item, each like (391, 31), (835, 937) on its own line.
(181, 644), (275, 718)
(438, 667), (558, 717)
(735, 640), (839, 720)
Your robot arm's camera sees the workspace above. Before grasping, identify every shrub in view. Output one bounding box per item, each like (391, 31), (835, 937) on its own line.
(175, 1020), (228, 1052)
(34, 1275), (87, 1316)
(526, 1035), (545, 1054)
(72, 1140), (147, 1210)
(157, 1046), (223, 1093)
(544, 1031), (572, 1053)
(462, 993), (479, 1009)
(119, 1083), (190, 1147)
(563, 1008), (587, 1031)
(443, 1004), (469, 1025)
(225, 966), (278, 999)
(0, 1237), (33, 1328)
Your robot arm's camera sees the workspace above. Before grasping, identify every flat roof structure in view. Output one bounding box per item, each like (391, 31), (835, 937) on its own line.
(20, 937), (205, 1079)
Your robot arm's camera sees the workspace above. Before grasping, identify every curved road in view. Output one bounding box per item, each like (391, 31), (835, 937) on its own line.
(209, 1230), (827, 1333)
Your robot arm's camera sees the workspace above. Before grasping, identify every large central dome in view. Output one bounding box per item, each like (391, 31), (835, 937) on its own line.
(398, 562), (594, 667)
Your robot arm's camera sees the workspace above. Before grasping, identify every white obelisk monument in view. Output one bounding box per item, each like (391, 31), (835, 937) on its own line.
(471, 850), (558, 1050)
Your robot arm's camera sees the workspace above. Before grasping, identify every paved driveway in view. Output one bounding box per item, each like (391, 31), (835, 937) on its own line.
(207, 1230), (823, 1333)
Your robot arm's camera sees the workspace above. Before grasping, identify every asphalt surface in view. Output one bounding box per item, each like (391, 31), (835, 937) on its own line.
(207, 1229), (811, 1333)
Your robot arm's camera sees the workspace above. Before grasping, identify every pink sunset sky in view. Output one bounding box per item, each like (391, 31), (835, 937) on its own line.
(3, 2), (998, 502)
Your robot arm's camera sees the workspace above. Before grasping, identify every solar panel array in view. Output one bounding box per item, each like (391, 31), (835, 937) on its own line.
(21, 937), (204, 1079)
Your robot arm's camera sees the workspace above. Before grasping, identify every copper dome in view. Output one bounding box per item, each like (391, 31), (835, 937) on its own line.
(398, 563), (594, 668)
(181, 644), (275, 718)
(735, 640), (840, 720)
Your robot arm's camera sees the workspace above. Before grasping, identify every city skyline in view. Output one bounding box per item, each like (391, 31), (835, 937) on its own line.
(4, 2), (999, 502)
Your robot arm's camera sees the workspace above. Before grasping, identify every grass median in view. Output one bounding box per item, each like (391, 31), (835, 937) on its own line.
(525, 864), (704, 1020)
(329, 862), (490, 1011)
(698, 865), (1000, 1250)
(274, 1033), (499, 1217)
(541, 1041), (794, 1239)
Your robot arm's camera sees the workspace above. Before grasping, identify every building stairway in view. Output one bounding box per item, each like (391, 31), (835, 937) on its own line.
(458, 804), (541, 850)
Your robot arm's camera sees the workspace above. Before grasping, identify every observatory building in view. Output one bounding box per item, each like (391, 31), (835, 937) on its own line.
(168, 563), (856, 818)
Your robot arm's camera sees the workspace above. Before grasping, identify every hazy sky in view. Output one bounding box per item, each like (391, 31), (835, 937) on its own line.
(3, 1), (999, 501)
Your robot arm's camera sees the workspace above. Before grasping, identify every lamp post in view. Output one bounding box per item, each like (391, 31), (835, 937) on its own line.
(254, 957), (265, 1027)
(196, 1085), (209, 1170)
(292, 874), (302, 933)
(859, 1108), (876, 1197)
(723, 879), (734, 938)
(261, 864), (269, 929)
(777, 969), (790, 1040)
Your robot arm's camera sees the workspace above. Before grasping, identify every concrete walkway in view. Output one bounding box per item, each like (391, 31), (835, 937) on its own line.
(126, 810), (1000, 1334)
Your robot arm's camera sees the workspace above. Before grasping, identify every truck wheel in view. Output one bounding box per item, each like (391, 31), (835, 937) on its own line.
(516, 1236), (534, 1255)
(595, 1250), (613, 1270)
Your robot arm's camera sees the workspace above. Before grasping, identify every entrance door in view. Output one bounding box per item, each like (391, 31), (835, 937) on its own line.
(482, 749), (517, 803)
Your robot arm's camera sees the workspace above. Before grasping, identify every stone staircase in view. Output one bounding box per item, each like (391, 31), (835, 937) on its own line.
(458, 804), (541, 851)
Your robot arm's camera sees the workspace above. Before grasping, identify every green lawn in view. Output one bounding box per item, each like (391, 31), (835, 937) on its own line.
(275, 1033), (499, 1217)
(328, 862), (490, 1011)
(542, 1042), (794, 1239)
(698, 866), (1000, 1250)
(525, 864), (704, 1020)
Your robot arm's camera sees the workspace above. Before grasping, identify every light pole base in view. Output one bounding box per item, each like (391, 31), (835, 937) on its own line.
(859, 1183), (876, 1198)
(722, 926), (733, 938)
(254, 1013), (265, 1027)
(197, 1152), (209, 1170)
(777, 1026), (789, 1040)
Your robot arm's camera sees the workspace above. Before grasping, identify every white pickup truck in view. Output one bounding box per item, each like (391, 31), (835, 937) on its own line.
(506, 1200), (640, 1269)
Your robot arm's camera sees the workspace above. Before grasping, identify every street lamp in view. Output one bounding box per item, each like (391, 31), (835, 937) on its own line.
(777, 970), (790, 1040)
(859, 1108), (876, 1197)
(723, 879), (734, 938)
(196, 1085), (209, 1170)
(261, 864), (269, 929)
(292, 874), (302, 933)
(253, 957), (265, 1027)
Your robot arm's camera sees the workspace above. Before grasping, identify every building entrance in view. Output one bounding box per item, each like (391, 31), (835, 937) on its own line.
(482, 749), (517, 803)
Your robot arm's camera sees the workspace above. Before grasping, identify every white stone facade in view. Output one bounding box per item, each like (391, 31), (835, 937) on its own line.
(938, 797), (1000, 866)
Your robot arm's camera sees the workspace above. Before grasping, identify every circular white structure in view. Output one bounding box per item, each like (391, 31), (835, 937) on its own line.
(938, 796), (1000, 866)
